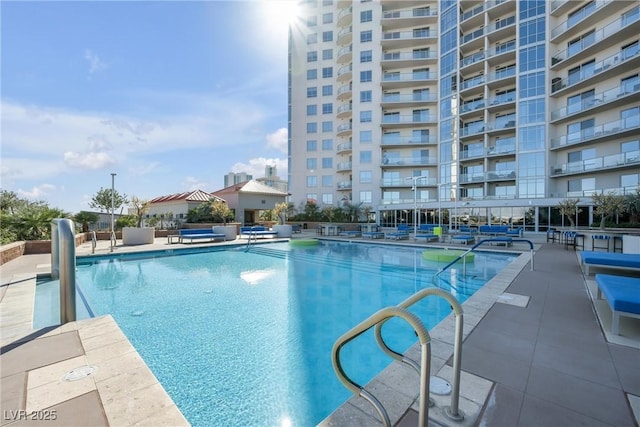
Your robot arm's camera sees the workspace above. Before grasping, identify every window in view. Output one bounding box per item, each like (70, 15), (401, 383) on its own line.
(322, 175), (333, 187)
(322, 31), (333, 42)
(322, 67), (333, 78)
(322, 139), (333, 150)
(307, 87), (317, 98)
(359, 191), (372, 204)
(567, 30), (595, 56)
(306, 16), (317, 27)
(322, 193), (333, 204)
(622, 41), (639, 60)
(306, 158), (317, 170)
(360, 50), (372, 62)
(322, 12), (333, 24)
(307, 105), (317, 116)
(307, 69), (317, 80)
(306, 140), (317, 151)
(621, 74), (639, 94)
(307, 122), (317, 133)
(568, 1), (595, 28)
(322, 157), (333, 168)
(622, 5), (640, 26)
(307, 51), (317, 62)
(567, 118), (594, 143)
(518, 125), (545, 151)
(322, 85), (333, 96)
(519, 17), (545, 46)
(360, 90), (372, 102)
(307, 33), (317, 44)
(567, 89), (595, 114)
(621, 140), (640, 153)
(322, 49), (333, 60)
(322, 121), (333, 132)
(519, 45), (545, 72)
(360, 171), (372, 183)
(412, 129), (430, 142)
(307, 176), (317, 187)
(322, 103), (333, 114)
(360, 130), (372, 143)
(360, 30), (372, 43)
(621, 106), (640, 129)
(360, 150), (372, 163)
(412, 108), (430, 122)
(360, 70), (372, 82)
(568, 177), (595, 195)
(621, 173), (639, 190)
(519, 71), (545, 98)
(519, 99), (545, 124)
(361, 10), (372, 22)
(568, 60), (595, 86)
(306, 193), (317, 203)
(360, 110), (372, 122)
(518, 152), (545, 177)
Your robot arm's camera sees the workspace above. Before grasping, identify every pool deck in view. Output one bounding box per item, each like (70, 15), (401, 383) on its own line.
(1, 233), (639, 426)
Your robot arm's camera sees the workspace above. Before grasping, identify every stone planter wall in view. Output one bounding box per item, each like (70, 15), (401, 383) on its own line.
(122, 227), (155, 245)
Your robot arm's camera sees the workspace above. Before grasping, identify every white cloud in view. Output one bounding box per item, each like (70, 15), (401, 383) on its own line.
(84, 49), (106, 74)
(182, 176), (210, 192)
(63, 151), (116, 169)
(129, 162), (160, 176)
(231, 157), (287, 180)
(17, 183), (56, 200)
(266, 127), (288, 153)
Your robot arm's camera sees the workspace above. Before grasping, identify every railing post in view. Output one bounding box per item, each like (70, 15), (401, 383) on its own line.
(51, 218), (77, 324)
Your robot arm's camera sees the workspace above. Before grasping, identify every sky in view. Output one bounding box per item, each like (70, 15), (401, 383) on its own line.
(1, 0), (295, 213)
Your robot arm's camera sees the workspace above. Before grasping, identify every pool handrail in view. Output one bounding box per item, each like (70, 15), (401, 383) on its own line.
(374, 287), (465, 422)
(332, 306), (432, 427)
(91, 230), (97, 254)
(51, 218), (77, 324)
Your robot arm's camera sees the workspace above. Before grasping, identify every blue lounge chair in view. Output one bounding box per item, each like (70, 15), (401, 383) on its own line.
(363, 231), (385, 239)
(414, 234), (438, 242)
(595, 274), (640, 335)
(385, 230), (409, 240)
(452, 235), (475, 245)
(579, 251), (640, 275)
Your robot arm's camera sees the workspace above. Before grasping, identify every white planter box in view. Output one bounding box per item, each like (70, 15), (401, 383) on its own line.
(273, 224), (293, 238)
(212, 225), (237, 241)
(122, 227), (155, 245)
(623, 235), (640, 254)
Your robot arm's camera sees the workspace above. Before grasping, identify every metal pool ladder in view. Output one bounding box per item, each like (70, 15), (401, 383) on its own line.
(332, 287), (465, 426)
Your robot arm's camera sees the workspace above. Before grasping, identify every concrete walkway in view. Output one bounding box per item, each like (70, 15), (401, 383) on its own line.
(1, 235), (639, 426)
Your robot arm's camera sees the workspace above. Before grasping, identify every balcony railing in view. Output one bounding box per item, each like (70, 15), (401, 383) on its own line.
(485, 15), (515, 34)
(382, 93), (437, 103)
(383, 50), (438, 61)
(337, 84), (352, 96)
(551, 116), (640, 148)
(487, 116), (516, 131)
(551, 0), (613, 39)
(383, 8), (438, 19)
(336, 142), (352, 152)
(337, 63), (352, 77)
(381, 177), (438, 186)
(382, 71), (438, 83)
(460, 123), (485, 137)
(337, 181), (353, 189)
(555, 185), (639, 198)
(461, 75), (484, 91)
(460, 99), (485, 114)
(486, 170), (516, 181)
(488, 139), (516, 155)
(381, 198), (436, 206)
(552, 9), (639, 64)
(488, 91), (516, 107)
(337, 162), (352, 171)
(382, 156), (437, 166)
(551, 150), (640, 175)
(461, 51), (485, 68)
(381, 135), (437, 145)
(460, 3), (484, 22)
(460, 173), (485, 183)
(336, 104), (352, 115)
(461, 27), (484, 44)
(551, 81), (640, 121)
(381, 114), (437, 124)
(382, 29), (438, 41)
(487, 66), (516, 83)
(336, 123), (352, 133)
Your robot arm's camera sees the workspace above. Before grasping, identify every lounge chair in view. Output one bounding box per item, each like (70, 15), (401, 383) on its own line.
(414, 234), (439, 242)
(385, 231), (410, 240)
(452, 235), (475, 245)
(339, 230), (362, 238)
(595, 274), (640, 335)
(579, 251), (640, 275)
(363, 231), (385, 239)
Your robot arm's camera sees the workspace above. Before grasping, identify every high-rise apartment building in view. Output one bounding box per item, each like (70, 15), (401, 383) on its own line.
(288, 0), (639, 231)
(224, 172), (253, 188)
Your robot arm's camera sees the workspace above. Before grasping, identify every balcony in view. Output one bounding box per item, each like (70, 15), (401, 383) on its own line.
(460, 173), (485, 183)
(551, 9), (640, 68)
(487, 91), (516, 111)
(460, 51), (485, 71)
(336, 142), (352, 154)
(551, 0), (615, 41)
(382, 50), (437, 69)
(381, 92), (437, 108)
(460, 74), (485, 93)
(337, 64), (352, 82)
(336, 122), (352, 136)
(337, 181), (353, 190)
(486, 65), (516, 88)
(460, 124), (485, 138)
(381, 71), (437, 89)
(550, 116), (640, 149)
(337, 7), (352, 27)
(460, 2), (484, 25)
(336, 103), (352, 119)
(485, 170), (516, 181)
(337, 83), (352, 100)
(555, 185), (639, 198)
(380, 198), (435, 206)
(461, 27), (484, 46)
(487, 116), (516, 132)
(550, 150), (640, 176)
(382, 7), (438, 30)
(336, 45), (352, 64)
(381, 113), (437, 127)
(550, 81), (640, 122)
(381, 177), (437, 187)
(381, 135), (437, 146)
(337, 26), (352, 45)
(336, 162), (352, 172)
(381, 156), (437, 167)
(460, 99), (485, 115)
(485, 15), (516, 43)
(487, 138), (516, 156)
(381, 29), (437, 49)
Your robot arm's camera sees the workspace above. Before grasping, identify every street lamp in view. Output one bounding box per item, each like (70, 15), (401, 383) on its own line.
(405, 175), (428, 235)
(110, 173), (116, 252)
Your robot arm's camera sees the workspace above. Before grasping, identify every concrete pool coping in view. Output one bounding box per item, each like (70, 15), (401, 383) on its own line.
(6, 233), (635, 426)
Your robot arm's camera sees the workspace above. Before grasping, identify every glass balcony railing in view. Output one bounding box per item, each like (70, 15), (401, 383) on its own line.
(336, 142), (352, 152)
(383, 8), (438, 19)
(461, 75), (484, 90)
(381, 114), (437, 124)
(382, 71), (438, 82)
(382, 29), (438, 41)
(460, 51), (485, 67)
(552, 8), (639, 64)
(337, 45), (352, 58)
(337, 26), (352, 39)
(337, 64), (352, 77)
(486, 170), (516, 180)
(558, 185), (639, 198)
(337, 162), (352, 171)
(551, 81), (640, 121)
(460, 99), (485, 114)
(487, 66), (516, 83)
(461, 27), (484, 44)
(460, 3), (484, 22)
(381, 177), (438, 186)
(337, 7), (352, 22)
(336, 104), (352, 115)
(336, 123), (352, 133)
(460, 173), (485, 183)
(551, 116), (640, 148)
(551, 150), (640, 175)
(382, 93), (437, 103)
(460, 123), (485, 137)
(381, 198), (435, 205)
(488, 138), (516, 155)
(485, 15), (515, 34)
(381, 156), (437, 166)
(383, 50), (438, 61)
(381, 135), (437, 145)
(460, 39), (516, 68)
(488, 91), (516, 106)
(337, 181), (352, 189)
(487, 115), (516, 130)
(460, 147), (484, 159)
(551, 0), (613, 39)
(337, 84), (352, 96)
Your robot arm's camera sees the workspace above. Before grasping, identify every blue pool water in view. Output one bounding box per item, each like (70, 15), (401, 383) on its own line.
(34, 241), (516, 426)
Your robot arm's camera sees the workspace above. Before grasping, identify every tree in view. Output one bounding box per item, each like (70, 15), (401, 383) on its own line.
(0, 190), (27, 215)
(115, 215), (137, 229)
(556, 198), (582, 228)
(342, 201), (363, 222)
(186, 203), (213, 223)
(591, 192), (626, 229)
(129, 196), (150, 227)
(302, 200), (321, 221)
(622, 188), (640, 223)
(74, 211), (99, 232)
(362, 205), (374, 223)
(90, 187), (128, 214)
(210, 199), (234, 224)
(273, 202), (293, 225)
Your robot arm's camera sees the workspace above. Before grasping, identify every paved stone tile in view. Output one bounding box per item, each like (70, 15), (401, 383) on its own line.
(27, 355), (88, 390)
(519, 393), (612, 427)
(476, 384), (523, 427)
(16, 391), (108, 427)
(26, 364), (96, 412)
(103, 383), (188, 427)
(0, 373), (26, 426)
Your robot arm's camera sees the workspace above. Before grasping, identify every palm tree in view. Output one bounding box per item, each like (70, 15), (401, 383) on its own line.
(74, 211), (99, 232)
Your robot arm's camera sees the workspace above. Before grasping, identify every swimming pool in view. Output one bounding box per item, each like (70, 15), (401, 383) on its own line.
(34, 241), (517, 426)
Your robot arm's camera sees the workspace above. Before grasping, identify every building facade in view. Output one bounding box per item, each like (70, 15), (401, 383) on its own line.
(288, 0), (639, 231)
(224, 172), (253, 188)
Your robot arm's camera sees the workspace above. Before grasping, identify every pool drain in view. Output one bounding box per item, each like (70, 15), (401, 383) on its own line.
(430, 376), (452, 395)
(63, 365), (97, 381)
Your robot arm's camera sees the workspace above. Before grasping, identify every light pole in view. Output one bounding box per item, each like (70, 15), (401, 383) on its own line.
(110, 173), (116, 252)
(405, 175), (428, 235)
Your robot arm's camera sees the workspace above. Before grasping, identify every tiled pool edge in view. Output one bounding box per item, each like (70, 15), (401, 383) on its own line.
(0, 274), (189, 427)
(319, 249), (534, 426)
